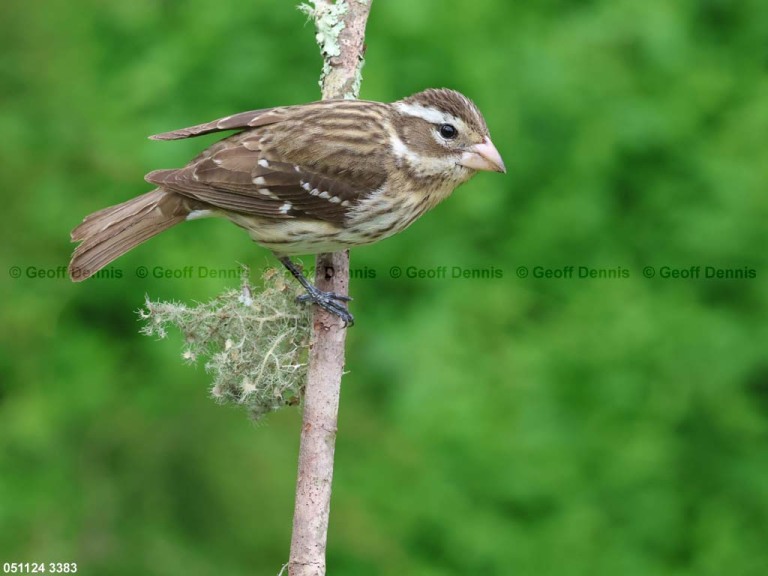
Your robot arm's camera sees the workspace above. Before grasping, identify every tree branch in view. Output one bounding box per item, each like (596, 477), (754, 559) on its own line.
(288, 2), (372, 575)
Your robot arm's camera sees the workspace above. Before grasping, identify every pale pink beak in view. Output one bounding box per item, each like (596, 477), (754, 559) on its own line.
(460, 137), (506, 173)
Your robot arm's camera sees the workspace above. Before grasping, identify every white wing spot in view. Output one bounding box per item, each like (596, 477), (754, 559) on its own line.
(253, 176), (266, 185)
(258, 188), (275, 198)
(319, 191), (331, 199)
(186, 209), (214, 221)
(294, 165), (301, 172)
(212, 158), (223, 165)
(301, 182), (312, 191)
(258, 159), (270, 168)
(310, 188), (320, 196)
(329, 196), (341, 204)
(279, 202), (292, 214)
(341, 200), (351, 207)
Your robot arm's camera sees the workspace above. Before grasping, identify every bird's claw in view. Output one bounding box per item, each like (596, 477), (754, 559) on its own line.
(296, 289), (355, 327)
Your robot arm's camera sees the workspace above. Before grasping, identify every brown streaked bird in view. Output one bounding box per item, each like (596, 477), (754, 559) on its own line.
(69, 88), (505, 325)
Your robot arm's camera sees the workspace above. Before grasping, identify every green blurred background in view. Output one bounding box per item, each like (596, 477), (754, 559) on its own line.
(2, 0), (768, 574)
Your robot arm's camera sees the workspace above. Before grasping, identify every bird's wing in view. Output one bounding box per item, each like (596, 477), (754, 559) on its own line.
(147, 98), (373, 141)
(145, 133), (387, 225)
(147, 100), (392, 223)
(149, 107), (295, 141)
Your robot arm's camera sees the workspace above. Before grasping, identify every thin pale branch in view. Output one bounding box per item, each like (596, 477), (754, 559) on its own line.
(288, 2), (372, 575)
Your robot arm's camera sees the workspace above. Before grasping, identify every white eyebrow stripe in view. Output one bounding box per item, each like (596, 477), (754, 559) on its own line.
(394, 102), (450, 124)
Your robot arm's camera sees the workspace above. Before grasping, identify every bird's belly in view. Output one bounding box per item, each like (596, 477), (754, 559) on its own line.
(229, 216), (348, 255)
(227, 188), (444, 256)
(250, 216), (417, 256)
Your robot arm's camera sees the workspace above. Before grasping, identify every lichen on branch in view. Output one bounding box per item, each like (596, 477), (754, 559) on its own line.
(139, 269), (311, 420)
(299, 0), (366, 99)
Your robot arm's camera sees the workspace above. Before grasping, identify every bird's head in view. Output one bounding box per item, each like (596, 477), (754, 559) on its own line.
(391, 88), (506, 180)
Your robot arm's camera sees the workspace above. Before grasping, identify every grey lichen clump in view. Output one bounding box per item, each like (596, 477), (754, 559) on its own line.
(139, 270), (312, 420)
(300, 1), (346, 59)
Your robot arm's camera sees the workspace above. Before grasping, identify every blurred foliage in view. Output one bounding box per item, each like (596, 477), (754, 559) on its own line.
(2, 0), (768, 574)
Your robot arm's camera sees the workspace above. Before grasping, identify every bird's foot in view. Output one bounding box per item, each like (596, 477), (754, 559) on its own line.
(296, 287), (354, 327)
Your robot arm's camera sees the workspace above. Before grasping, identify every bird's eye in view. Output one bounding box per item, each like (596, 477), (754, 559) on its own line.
(438, 123), (458, 139)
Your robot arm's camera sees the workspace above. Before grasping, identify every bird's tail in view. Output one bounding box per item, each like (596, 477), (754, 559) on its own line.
(69, 189), (190, 281)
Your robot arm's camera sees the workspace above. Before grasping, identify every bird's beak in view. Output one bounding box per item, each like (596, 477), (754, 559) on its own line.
(460, 137), (506, 173)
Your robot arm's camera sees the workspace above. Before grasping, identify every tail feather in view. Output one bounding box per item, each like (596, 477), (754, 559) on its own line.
(69, 189), (190, 281)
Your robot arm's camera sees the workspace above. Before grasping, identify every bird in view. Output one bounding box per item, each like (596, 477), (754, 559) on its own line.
(68, 88), (505, 326)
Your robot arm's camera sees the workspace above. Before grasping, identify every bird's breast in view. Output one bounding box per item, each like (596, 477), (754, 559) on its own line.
(343, 177), (457, 242)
